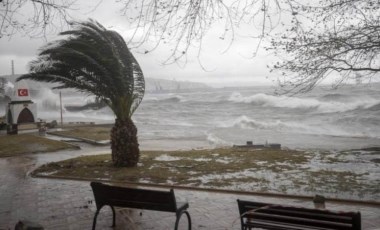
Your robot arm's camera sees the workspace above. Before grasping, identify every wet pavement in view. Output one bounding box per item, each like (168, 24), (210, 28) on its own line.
(1, 142), (380, 230)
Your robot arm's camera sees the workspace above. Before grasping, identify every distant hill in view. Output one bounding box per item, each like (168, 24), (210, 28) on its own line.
(0, 74), (210, 95)
(145, 78), (209, 92)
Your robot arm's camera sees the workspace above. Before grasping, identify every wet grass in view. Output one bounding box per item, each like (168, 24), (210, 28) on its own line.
(33, 147), (380, 200)
(33, 148), (307, 184)
(0, 134), (78, 157)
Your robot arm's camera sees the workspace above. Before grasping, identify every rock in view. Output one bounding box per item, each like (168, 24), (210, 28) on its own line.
(15, 220), (44, 230)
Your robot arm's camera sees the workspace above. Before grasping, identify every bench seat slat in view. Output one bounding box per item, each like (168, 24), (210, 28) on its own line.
(237, 200), (361, 230)
(244, 212), (353, 229)
(257, 208), (353, 222)
(242, 204), (357, 221)
(245, 219), (339, 230)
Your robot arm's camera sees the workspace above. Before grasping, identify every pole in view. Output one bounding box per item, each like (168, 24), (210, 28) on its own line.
(60, 91), (63, 127)
(11, 60), (14, 75)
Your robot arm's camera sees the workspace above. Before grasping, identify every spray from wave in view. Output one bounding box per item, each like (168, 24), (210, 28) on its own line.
(206, 133), (232, 147)
(34, 88), (61, 111)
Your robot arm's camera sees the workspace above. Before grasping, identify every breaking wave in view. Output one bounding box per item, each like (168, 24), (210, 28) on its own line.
(144, 95), (184, 103)
(222, 115), (378, 138)
(206, 133), (232, 147)
(227, 92), (379, 113)
(225, 115), (302, 131)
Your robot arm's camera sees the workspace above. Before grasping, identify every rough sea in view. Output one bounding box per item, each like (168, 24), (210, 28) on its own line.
(28, 83), (380, 151)
(2, 82), (379, 200)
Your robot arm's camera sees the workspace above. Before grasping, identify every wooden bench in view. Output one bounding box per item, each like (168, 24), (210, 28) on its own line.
(90, 182), (191, 230)
(237, 200), (361, 230)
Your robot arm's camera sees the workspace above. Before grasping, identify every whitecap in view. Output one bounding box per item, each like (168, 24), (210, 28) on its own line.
(227, 92), (379, 113)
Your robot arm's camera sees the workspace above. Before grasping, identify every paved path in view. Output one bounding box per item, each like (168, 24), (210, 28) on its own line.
(1, 144), (380, 230)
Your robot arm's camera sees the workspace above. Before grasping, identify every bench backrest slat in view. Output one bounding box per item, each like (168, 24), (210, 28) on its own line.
(237, 200), (361, 230)
(91, 182), (177, 212)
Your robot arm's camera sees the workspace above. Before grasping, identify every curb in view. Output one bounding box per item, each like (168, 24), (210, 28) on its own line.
(46, 132), (110, 146)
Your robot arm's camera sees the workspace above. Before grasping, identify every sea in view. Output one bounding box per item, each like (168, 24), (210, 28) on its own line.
(20, 82), (380, 151)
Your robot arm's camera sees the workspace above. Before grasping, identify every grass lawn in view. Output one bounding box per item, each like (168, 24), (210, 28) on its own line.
(0, 133), (78, 157)
(32, 147), (380, 200)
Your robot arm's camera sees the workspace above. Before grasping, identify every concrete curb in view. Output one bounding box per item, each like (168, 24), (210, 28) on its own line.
(46, 132), (110, 146)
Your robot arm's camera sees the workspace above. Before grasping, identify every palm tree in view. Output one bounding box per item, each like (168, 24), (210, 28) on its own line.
(17, 19), (145, 167)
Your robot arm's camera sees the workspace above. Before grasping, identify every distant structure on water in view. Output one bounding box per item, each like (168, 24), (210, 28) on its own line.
(233, 141), (281, 149)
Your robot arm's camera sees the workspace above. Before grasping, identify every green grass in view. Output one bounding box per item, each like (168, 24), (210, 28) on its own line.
(0, 134), (78, 157)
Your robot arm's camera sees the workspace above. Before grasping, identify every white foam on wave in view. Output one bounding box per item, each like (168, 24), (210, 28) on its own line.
(230, 115), (288, 130)
(228, 92), (379, 113)
(144, 94), (184, 103)
(223, 115), (375, 138)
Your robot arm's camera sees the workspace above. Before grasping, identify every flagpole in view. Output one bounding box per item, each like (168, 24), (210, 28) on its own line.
(60, 92), (63, 127)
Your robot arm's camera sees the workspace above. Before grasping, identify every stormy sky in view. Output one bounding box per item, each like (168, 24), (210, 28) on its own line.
(0, 1), (277, 87)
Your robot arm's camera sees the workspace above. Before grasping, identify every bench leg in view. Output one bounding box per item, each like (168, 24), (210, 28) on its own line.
(92, 209), (100, 230)
(111, 206), (116, 227)
(175, 210), (191, 230)
(92, 206), (115, 229)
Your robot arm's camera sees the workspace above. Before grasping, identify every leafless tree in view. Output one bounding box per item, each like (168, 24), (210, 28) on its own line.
(269, 0), (380, 93)
(120, 0), (379, 92)
(120, 0), (291, 65)
(0, 0), (76, 39)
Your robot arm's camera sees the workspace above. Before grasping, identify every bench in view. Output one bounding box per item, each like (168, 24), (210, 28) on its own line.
(90, 182), (191, 230)
(237, 200), (361, 230)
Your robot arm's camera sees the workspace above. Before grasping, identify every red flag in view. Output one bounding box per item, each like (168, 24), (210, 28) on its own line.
(18, 89), (29, 97)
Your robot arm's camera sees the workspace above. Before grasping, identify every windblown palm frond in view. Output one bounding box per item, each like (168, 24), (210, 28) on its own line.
(17, 19), (145, 119)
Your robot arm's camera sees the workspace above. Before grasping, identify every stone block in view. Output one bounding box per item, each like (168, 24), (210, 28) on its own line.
(14, 220), (44, 230)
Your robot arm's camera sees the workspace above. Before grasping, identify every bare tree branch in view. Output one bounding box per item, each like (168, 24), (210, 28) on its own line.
(0, 0), (76, 39)
(268, 0), (380, 93)
(120, 0), (291, 64)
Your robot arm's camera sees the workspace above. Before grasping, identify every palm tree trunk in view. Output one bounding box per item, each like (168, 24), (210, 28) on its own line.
(111, 118), (140, 167)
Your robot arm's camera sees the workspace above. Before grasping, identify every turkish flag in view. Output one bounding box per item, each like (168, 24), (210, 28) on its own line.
(18, 89), (29, 97)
